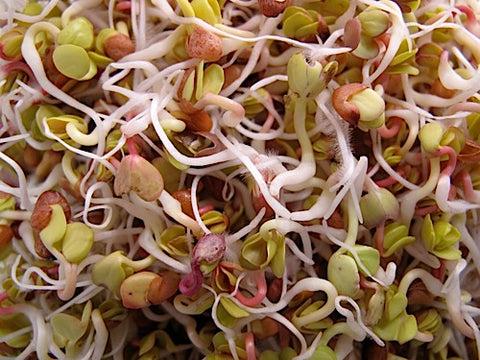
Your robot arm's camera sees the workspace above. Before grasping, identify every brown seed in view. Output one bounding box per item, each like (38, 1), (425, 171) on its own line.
(344, 18), (361, 50)
(332, 83), (367, 126)
(266, 278), (282, 302)
(430, 78), (456, 98)
(178, 99), (213, 132)
(146, 271), (181, 304)
(363, 341), (388, 360)
(0, 342), (17, 356)
(0, 225), (13, 248)
(316, 13), (330, 42)
(34, 233), (52, 259)
(30, 190), (71, 232)
(326, 209), (344, 229)
(177, 68), (195, 100)
(23, 145), (42, 168)
(258, 0), (289, 17)
(186, 26), (223, 62)
(407, 279), (435, 305)
(459, 139), (480, 163)
(104, 33), (136, 61)
(251, 317), (279, 339)
(223, 65), (243, 89)
(172, 189), (195, 218)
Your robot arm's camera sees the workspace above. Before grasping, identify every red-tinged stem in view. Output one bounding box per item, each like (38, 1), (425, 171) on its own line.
(2, 62), (34, 78)
(260, 95), (275, 133)
(278, 323), (290, 348)
(414, 204), (439, 216)
(0, 291), (15, 316)
(456, 5), (480, 36)
(359, 275), (378, 290)
(457, 169), (478, 201)
(109, 157), (121, 169)
(116, 1), (132, 12)
(179, 265), (203, 296)
(0, 44), (12, 61)
(198, 204), (215, 216)
(449, 184), (457, 201)
(126, 137), (139, 156)
(235, 271), (267, 307)
(375, 221), (385, 257)
(431, 259), (446, 282)
(244, 332), (257, 360)
(434, 146), (457, 177)
(377, 117), (402, 139)
(375, 169), (405, 188)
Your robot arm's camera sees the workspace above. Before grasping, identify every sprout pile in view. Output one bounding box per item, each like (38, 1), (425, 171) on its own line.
(2, 0), (480, 359)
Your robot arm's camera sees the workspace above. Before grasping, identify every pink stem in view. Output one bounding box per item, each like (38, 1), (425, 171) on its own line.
(375, 169), (405, 188)
(457, 169), (479, 201)
(126, 137), (139, 155)
(431, 259), (446, 282)
(235, 271), (267, 307)
(179, 265), (203, 296)
(0, 44), (12, 61)
(116, 1), (132, 12)
(377, 117), (402, 139)
(0, 291), (15, 315)
(260, 96), (275, 133)
(375, 221), (385, 256)
(456, 5), (480, 37)
(198, 204), (215, 216)
(414, 204), (439, 216)
(109, 157), (121, 169)
(359, 276), (378, 290)
(434, 146), (457, 177)
(2, 61), (34, 78)
(244, 332), (257, 360)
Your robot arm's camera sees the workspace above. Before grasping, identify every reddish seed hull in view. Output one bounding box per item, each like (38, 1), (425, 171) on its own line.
(30, 190), (71, 232)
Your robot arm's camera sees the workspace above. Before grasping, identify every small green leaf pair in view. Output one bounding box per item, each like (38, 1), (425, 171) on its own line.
(39, 204), (94, 263)
(421, 214), (462, 260)
(239, 229), (285, 278)
(242, 89), (270, 117)
(0, 26), (26, 60)
(176, 0), (222, 25)
(359, 187), (399, 229)
(383, 145), (403, 166)
(201, 210), (229, 234)
(379, 222), (415, 257)
(217, 297), (250, 327)
(50, 301), (92, 352)
(373, 288), (418, 344)
(287, 53), (337, 99)
(259, 347), (298, 360)
(352, 8), (389, 60)
(291, 298), (333, 333)
(208, 332), (248, 359)
(282, 7), (322, 40)
(181, 61), (225, 103)
(0, 313), (31, 349)
(53, 44), (97, 81)
(91, 251), (154, 296)
(174, 289), (215, 315)
(158, 225), (189, 257)
(386, 40), (419, 76)
(327, 245), (380, 298)
(138, 330), (177, 359)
